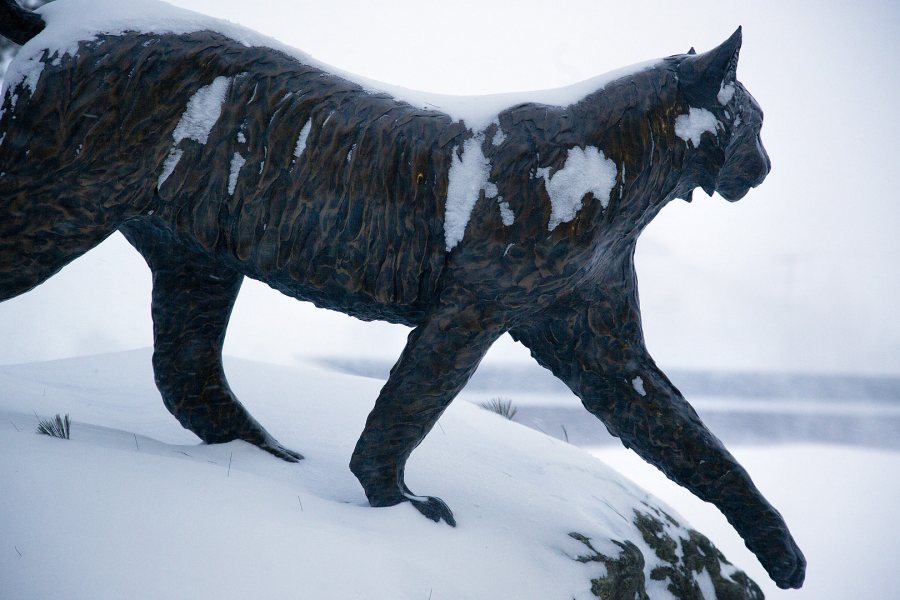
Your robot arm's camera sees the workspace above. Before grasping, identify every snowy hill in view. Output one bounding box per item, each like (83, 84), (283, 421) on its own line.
(0, 350), (762, 599)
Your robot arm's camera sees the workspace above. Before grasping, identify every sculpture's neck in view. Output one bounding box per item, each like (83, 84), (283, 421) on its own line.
(569, 70), (687, 242)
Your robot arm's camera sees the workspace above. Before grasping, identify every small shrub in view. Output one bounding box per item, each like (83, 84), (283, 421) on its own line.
(36, 414), (71, 439)
(479, 397), (517, 420)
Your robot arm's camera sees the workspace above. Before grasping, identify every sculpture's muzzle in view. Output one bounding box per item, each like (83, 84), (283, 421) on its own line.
(716, 133), (770, 202)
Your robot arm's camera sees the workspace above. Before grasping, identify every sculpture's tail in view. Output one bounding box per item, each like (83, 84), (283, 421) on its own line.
(0, 0), (45, 46)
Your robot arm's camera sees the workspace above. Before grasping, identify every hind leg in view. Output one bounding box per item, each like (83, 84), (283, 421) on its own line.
(120, 222), (302, 462)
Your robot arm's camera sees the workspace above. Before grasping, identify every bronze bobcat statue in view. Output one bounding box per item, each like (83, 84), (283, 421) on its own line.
(0, 0), (804, 588)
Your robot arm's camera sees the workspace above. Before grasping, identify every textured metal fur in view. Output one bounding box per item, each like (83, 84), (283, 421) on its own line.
(0, 15), (802, 589)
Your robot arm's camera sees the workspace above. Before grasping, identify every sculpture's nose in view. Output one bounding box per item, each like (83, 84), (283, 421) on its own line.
(745, 137), (770, 189)
(716, 137), (770, 202)
(758, 135), (771, 179)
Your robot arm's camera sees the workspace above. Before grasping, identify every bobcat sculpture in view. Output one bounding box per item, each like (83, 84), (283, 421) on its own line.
(0, 0), (804, 588)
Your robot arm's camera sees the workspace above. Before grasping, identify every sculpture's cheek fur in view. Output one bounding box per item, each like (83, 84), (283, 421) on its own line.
(716, 87), (770, 201)
(0, 11), (803, 589)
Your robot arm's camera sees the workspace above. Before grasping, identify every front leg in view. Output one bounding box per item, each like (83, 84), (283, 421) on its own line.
(509, 272), (806, 590)
(350, 288), (504, 525)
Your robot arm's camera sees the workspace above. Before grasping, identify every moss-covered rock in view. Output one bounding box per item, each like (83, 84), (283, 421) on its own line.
(570, 506), (764, 600)
(571, 532), (650, 600)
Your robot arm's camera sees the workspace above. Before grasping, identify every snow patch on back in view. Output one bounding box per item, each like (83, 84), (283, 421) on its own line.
(172, 76), (232, 145)
(293, 119), (312, 159)
(23, 59), (46, 93)
(2, 0), (661, 133)
(1, 51), (43, 111)
(156, 75), (231, 190)
(444, 135), (497, 251)
(391, 59), (661, 131)
(156, 148), (182, 190)
(537, 146), (617, 231)
(227, 152), (246, 195)
(498, 199), (515, 226)
(675, 107), (720, 147)
(632, 376), (646, 397)
(491, 119), (507, 146)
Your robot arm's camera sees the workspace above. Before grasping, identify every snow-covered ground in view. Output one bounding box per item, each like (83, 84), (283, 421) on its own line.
(0, 350), (775, 600)
(336, 357), (900, 598)
(2, 350), (897, 598)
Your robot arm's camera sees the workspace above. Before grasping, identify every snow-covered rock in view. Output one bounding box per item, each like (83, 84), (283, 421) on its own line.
(0, 350), (762, 599)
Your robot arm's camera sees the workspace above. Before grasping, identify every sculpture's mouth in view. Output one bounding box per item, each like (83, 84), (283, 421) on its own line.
(716, 135), (771, 202)
(716, 179), (754, 202)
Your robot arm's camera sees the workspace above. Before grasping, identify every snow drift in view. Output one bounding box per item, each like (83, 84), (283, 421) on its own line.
(0, 350), (762, 599)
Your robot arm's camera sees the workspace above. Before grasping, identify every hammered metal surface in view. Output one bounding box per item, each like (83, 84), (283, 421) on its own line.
(0, 15), (802, 589)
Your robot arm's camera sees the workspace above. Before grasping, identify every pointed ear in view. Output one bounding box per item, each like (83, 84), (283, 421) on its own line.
(678, 27), (742, 104)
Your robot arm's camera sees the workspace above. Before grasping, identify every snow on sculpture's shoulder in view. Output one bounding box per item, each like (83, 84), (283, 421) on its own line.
(538, 146), (618, 231)
(674, 107), (721, 148)
(4, 0), (662, 132)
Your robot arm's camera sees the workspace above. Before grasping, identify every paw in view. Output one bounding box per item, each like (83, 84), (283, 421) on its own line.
(745, 516), (806, 589)
(257, 435), (304, 462)
(769, 536), (806, 589)
(404, 493), (457, 527)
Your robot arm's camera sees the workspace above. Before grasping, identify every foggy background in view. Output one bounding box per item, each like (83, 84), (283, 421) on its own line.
(1, 0), (898, 378)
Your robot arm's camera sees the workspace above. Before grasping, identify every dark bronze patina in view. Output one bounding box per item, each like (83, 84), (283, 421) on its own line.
(0, 1), (803, 589)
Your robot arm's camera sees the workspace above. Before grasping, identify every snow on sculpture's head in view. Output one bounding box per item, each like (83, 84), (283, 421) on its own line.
(672, 27), (771, 202)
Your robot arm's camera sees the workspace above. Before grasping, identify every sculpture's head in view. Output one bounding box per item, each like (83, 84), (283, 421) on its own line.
(673, 27), (770, 202)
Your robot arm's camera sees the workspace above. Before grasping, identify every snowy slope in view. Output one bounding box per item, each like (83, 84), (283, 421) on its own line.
(0, 350), (760, 599)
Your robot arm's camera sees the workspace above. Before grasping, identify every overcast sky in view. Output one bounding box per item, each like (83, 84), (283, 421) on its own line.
(1, 0), (898, 376)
